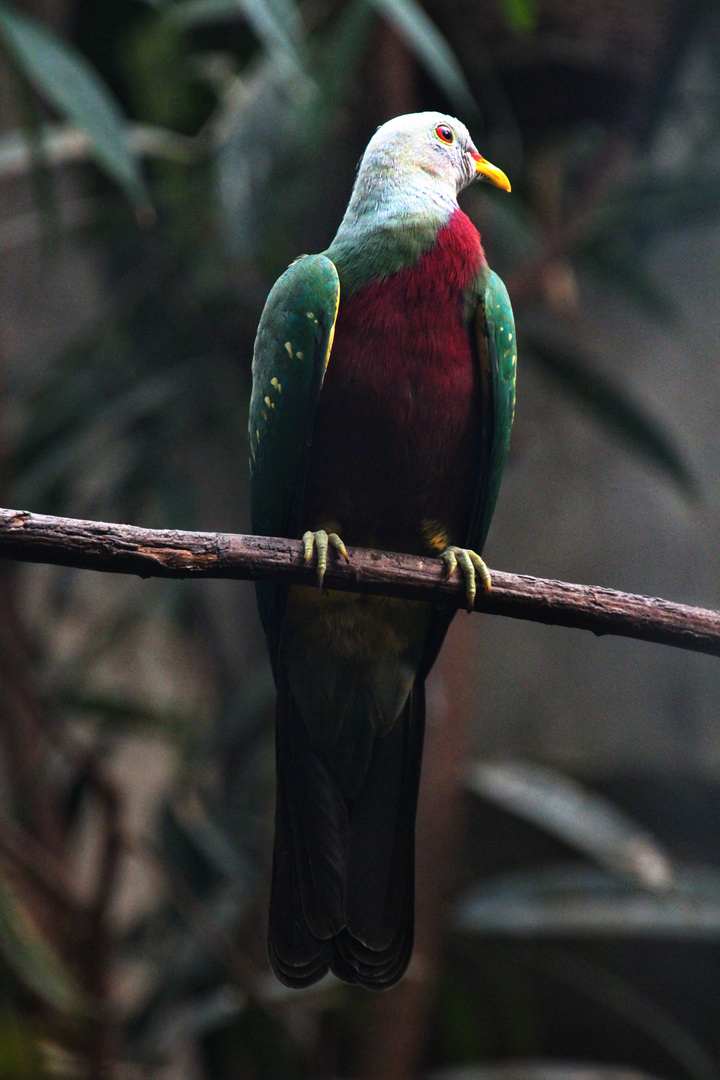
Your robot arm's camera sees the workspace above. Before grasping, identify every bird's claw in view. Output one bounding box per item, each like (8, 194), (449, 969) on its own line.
(441, 546), (491, 613)
(302, 529), (349, 588)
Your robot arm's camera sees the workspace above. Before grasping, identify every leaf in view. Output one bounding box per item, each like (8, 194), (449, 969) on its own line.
(3, 47), (63, 246)
(366, 0), (480, 122)
(171, 797), (258, 884)
(467, 762), (673, 890)
(126, 886), (251, 1057)
(578, 241), (675, 325)
(454, 862), (720, 937)
(527, 950), (719, 1080)
(496, 0), (537, 35)
(526, 333), (697, 497)
(170, 0), (305, 70)
(13, 369), (187, 507)
(240, 0), (304, 47)
(634, 1), (708, 149)
(428, 1065), (670, 1080)
(0, 871), (86, 1015)
(136, 985), (246, 1057)
(310, 0), (376, 110)
(0, 3), (148, 208)
(0, 123), (199, 180)
(0, 1007), (45, 1079)
(57, 690), (196, 739)
(582, 173), (720, 244)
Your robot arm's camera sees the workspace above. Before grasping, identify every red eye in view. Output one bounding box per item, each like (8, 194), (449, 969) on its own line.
(435, 123), (454, 145)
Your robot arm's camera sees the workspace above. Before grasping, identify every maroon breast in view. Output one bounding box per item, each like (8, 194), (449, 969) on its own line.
(302, 209), (486, 555)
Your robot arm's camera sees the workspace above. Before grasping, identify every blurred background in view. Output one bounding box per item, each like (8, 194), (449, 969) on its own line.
(0, 0), (720, 1077)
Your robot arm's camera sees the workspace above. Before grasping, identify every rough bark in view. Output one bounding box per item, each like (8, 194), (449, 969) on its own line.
(0, 507), (718, 657)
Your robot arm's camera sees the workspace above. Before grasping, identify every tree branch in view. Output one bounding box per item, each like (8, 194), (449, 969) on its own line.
(0, 507), (718, 657)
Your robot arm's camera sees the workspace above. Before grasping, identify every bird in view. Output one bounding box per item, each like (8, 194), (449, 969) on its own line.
(249, 111), (516, 990)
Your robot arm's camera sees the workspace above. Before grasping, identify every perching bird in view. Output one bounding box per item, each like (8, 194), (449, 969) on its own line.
(249, 112), (516, 990)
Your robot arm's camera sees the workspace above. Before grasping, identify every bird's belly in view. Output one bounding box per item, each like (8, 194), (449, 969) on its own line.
(281, 587), (431, 796)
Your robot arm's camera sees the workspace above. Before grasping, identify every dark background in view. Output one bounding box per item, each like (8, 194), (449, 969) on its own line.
(0, 0), (720, 1077)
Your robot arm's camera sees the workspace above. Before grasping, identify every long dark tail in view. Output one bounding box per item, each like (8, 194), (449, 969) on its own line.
(268, 675), (426, 990)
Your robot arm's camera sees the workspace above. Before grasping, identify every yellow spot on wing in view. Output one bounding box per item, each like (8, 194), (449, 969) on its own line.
(325, 326), (334, 368)
(271, 377), (279, 389)
(284, 342), (293, 357)
(306, 312), (314, 319)
(322, 281), (340, 374)
(264, 396), (271, 406)
(297, 351), (304, 360)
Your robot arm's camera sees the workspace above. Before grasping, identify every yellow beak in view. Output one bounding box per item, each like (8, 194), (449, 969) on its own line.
(472, 153), (511, 192)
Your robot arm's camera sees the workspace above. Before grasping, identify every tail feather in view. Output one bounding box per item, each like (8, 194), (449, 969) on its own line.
(274, 675), (348, 939)
(344, 682), (425, 950)
(268, 743), (333, 986)
(333, 925), (414, 988)
(268, 680), (426, 991)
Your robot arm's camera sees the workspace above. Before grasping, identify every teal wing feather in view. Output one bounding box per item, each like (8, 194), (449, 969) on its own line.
(249, 254), (340, 666)
(419, 269), (516, 682)
(467, 269), (517, 555)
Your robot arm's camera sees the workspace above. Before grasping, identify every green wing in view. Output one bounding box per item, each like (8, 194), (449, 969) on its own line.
(467, 269), (517, 555)
(249, 254), (340, 662)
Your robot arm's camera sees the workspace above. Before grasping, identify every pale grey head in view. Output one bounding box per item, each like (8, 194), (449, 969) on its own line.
(325, 112), (510, 293)
(333, 112), (511, 242)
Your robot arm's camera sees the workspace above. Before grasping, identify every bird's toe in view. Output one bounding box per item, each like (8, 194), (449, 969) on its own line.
(440, 546), (491, 612)
(302, 529), (350, 588)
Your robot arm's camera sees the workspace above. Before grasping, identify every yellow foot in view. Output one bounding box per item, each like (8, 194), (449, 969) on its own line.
(441, 546), (491, 613)
(302, 529), (349, 588)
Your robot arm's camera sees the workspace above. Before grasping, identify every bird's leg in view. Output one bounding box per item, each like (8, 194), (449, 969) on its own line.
(302, 529), (349, 588)
(440, 547), (491, 613)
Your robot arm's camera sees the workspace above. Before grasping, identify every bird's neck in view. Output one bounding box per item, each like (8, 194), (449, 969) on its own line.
(325, 173), (457, 296)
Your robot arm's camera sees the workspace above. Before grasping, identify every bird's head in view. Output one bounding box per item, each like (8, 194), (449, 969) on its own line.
(360, 112), (511, 199)
(331, 112), (511, 260)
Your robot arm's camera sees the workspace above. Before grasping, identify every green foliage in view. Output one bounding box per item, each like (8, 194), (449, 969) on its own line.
(497, 0), (537, 35)
(0, 1), (148, 208)
(0, 1008), (45, 1079)
(171, 0), (306, 69)
(123, 13), (212, 134)
(367, 0), (481, 121)
(0, 874), (85, 1016)
(467, 762), (672, 888)
(526, 334), (697, 496)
